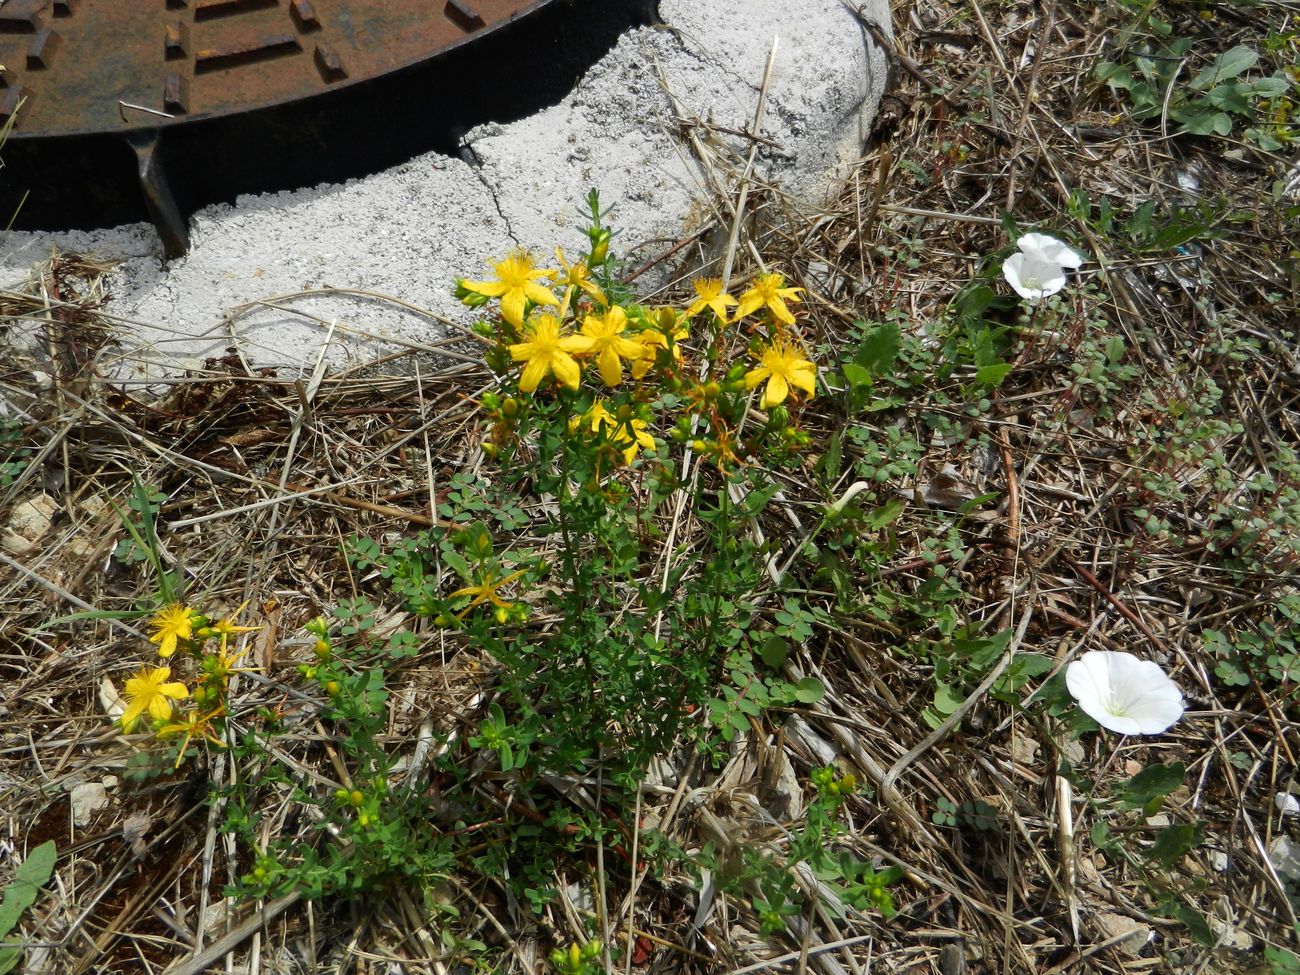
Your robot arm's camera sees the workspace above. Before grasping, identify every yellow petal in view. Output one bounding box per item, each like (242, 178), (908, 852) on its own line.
(523, 281), (559, 307)
(770, 298), (796, 326)
(552, 352), (582, 390)
(519, 357), (547, 393)
(120, 699), (147, 731)
(148, 696), (176, 722)
(790, 362), (817, 395)
(500, 290), (527, 327)
(597, 349), (623, 386)
(764, 373), (789, 407)
(461, 278), (510, 298)
(734, 295), (763, 320)
(559, 334), (595, 354)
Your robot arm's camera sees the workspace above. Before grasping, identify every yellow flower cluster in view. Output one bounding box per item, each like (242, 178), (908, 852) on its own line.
(458, 249), (817, 410)
(116, 601), (261, 767)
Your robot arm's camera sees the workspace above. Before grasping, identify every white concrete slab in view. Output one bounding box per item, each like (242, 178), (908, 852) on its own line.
(1, 0), (888, 379)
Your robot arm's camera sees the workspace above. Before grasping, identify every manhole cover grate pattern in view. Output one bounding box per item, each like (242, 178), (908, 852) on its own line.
(0, 0), (656, 254)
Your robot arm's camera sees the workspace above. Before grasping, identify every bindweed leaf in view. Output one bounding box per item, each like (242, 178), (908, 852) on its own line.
(1117, 762), (1185, 810)
(1147, 822), (1203, 866)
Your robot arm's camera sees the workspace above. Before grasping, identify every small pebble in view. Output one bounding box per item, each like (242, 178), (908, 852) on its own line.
(70, 782), (108, 827)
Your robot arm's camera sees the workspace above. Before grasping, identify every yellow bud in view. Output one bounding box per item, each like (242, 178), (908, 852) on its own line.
(350, 790), (364, 806)
(314, 638), (331, 657)
(325, 680), (340, 696)
(494, 605), (510, 625)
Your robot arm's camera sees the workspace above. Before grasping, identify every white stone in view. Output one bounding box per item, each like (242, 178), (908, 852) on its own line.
(70, 781), (108, 826)
(1093, 912), (1151, 957)
(2, 493), (57, 555)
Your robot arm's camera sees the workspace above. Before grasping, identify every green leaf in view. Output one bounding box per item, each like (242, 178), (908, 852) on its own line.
(1189, 45), (1257, 90)
(794, 677), (825, 704)
(737, 482), (781, 518)
(1090, 820), (1120, 854)
(817, 430), (843, 481)
(1094, 61), (1133, 89)
(1264, 945), (1300, 975)
(855, 322), (901, 376)
(841, 362), (874, 390)
(1147, 822), (1203, 866)
(0, 840), (56, 971)
(954, 285), (996, 321)
(1178, 109), (1232, 137)
(758, 635), (790, 668)
(1169, 899), (1215, 946)
(1124, 200), (1157, 240)
(1149, 221), (1209, 252)
(866, 498), (905, 530)
(931, 682), (963, 716)
(975, 362), (1013, 388)
(0, 842), (55, 934)
(1117, 762), (1185, 810)
(1104, 335), (1126, 365)
(1247, 76), (1290, 98)
(1206, 82), (1251, 114)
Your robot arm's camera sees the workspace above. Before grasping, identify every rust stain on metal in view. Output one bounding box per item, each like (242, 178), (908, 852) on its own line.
(0, 0), (549, 134)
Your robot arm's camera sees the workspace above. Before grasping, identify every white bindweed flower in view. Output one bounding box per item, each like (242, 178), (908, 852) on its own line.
(1275, 792), (1300, 817)
(1017, 232), (1084, 269)
(1065, 650), (1185, 735)
(1002, 253), (1068, 302)
(1002, 232), (1085, 302)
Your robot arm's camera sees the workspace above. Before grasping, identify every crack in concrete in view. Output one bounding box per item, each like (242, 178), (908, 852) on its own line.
(460, 144), (521, 248)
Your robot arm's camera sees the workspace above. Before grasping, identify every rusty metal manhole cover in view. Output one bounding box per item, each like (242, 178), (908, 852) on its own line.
(0, 0), (655, 255)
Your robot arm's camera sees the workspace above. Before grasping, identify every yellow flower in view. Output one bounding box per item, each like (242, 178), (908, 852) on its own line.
(574, 306), (645, 387)
(572, 400), (656, 464)
(120, 666), (189, 732)
(686, 278), (738, 322)
(735, 273), (803, 326)
(555, 247), (605, 306)
(744, 339), (817, 407)
(203, 601), (261, 653)
(617, 417), (656, 464)
(149, 603), (195, 659)
(631, 307), (688, 380)
(460, 250), (558, 327)
(158, 708), (226, 767)
(570, 399), (617, 435)
(451, 567), (527, 619)
(508, 313), (588, 392)
(197, 638), (260, 705)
